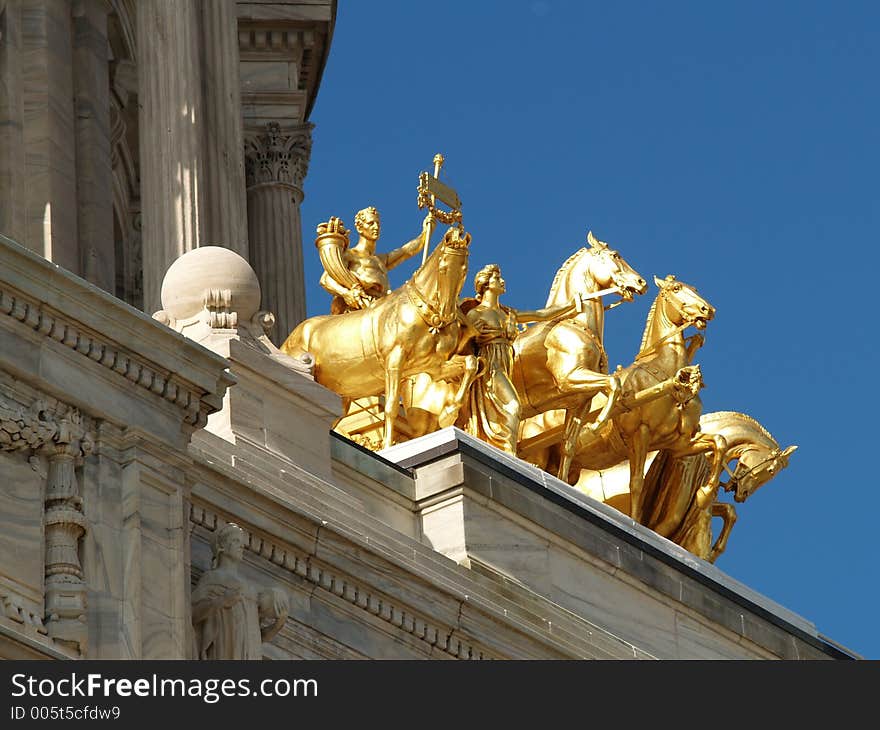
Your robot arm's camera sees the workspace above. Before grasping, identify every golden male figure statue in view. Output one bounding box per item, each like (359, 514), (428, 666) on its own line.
(318, 206), (434, 314)
(459, 264), (580, 454)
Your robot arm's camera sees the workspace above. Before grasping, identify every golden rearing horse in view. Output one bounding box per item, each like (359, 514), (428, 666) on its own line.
(281, 227), (475, 449)
(643, 411), (797, 562)
(401, 232), (646, 443)
(561, 275), (723, 522)
(512, 232), (647, 452)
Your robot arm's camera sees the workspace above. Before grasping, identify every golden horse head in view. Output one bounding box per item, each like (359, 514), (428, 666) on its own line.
(731, 444), (797, 502)
(423, 227), (471, 329)
(653, 275), (715, 329)
(545, 232), (647, 308)
(584, 231), (648, 301)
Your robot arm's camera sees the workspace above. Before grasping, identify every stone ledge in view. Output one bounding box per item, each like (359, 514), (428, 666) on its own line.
(330, 431), (415, 500)
(0, 234), (235, 431)
(237, 1), (335, 24)
(0, 620), (73, 660)
(187, 431), (651, 659)
(380, 427), (855, 660)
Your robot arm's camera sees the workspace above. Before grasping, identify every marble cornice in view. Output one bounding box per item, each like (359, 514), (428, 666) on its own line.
(0, 234), (235, 429)
(187, 435), (647, 659)
(236, 1), (336, 119)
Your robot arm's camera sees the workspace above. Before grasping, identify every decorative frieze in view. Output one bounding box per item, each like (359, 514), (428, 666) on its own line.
(190, 504), (491, 660)
(238, 27), (310, 56)
(0, 591), (46, 633)
(0, 285), (211, 428)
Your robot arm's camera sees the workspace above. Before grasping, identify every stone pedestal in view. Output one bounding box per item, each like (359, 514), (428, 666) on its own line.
(153, 245), (339, 480)
(244, 122), (312, 345)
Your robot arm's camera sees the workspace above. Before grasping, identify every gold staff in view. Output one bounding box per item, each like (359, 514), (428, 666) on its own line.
(422, 153), (443, 265)
(417, 152), (462, 265)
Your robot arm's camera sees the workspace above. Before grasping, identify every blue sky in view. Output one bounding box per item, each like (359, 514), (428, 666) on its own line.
(299, 1), (879, 659)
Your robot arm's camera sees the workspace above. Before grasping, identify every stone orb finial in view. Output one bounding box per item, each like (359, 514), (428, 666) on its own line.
(160, 246), (261, 323)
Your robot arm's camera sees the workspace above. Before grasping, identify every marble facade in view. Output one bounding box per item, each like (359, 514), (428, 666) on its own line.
(0, 1), (858, 661)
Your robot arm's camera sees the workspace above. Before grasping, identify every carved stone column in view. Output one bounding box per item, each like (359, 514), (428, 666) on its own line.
(0, 398), (93, 655)
(199, 0), (248, 258)
(20, 0), (79, 272)
(244, 122), (312, 345)
(0, 0), (26, 244)
(72, 0), (114, 293)
(41, 409), (92, 654)
(137, 0), (206, 315)
(109, 62), (143, 310)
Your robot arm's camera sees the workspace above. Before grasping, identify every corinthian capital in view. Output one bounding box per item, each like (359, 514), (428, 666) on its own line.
(244, 122), (313, 191)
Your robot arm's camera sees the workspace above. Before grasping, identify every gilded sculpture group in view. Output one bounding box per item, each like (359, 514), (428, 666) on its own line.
(280, 159), (796, 564)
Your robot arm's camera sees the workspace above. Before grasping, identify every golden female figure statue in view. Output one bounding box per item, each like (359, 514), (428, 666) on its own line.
(402, 233), (646, 445)
(318, 207), (434, 314)
(459, 264), (580, 454)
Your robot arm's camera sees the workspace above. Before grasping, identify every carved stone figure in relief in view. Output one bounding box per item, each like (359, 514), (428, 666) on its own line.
(191, 522), (289, 660)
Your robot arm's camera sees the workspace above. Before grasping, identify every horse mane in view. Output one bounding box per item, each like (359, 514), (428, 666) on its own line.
(701, 411), (777, 444)
(638, 294), (660, 355)
(414, 227), (462, 287)
(546, 248), (587, 307)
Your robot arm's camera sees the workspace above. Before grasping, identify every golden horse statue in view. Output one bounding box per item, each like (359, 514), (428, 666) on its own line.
(512, 232), (647, 453)
(542, 275), (724, 522)
(402, 232), (647, 442)
(643, 412), (797, 562)
(281, 227), (476, 449)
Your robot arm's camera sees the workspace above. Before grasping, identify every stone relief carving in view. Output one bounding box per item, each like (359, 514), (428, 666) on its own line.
(0, 394), (94, 654)
(244, 122), (313, 192)
(191, 522), (289, 660)
(0, 592), (46, 632)
(190, 505), (492, 660)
